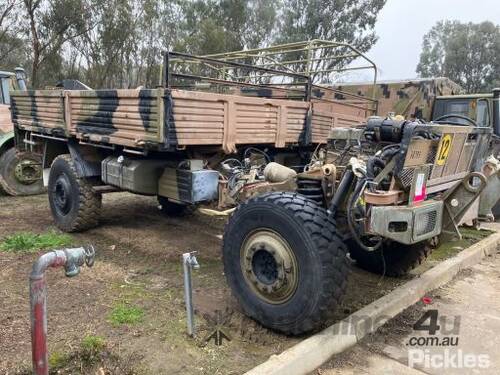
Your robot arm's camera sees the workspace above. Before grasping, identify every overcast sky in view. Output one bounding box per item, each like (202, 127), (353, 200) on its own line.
(366, 0), (500, 81)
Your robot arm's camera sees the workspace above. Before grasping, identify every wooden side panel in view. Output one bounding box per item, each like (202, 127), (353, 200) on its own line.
(334, 113), (365, 128)
(311, 109), (334, 144)
(0, 104), (12, 133)
(284, 105), (309, 143)
(170, 91), (225, 146)
(11, 88), (366, 150)
(68, 89), (162, 147)
(171, 90), (310, 150)
(312, 99), (369, 118)
(10, 90), (66, 134)
(311, 101), (366, 143)
(234, 102), (278, 144)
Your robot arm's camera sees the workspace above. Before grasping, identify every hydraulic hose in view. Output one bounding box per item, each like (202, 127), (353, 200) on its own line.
(346, 178), (382, 252)
(328, 168), (354, 216)
(366, 157), (386, 191)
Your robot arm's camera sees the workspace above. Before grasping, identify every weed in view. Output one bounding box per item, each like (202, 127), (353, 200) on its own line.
(81, 335), (106, 362)
(430, 228), (493, 261)
(0, 231), (72, 253)
(48, 351), (69, 369)
(108, 304), (144, 326)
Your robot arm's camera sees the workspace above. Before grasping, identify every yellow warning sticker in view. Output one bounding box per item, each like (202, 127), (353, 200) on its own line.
(436, 134), (453, 166)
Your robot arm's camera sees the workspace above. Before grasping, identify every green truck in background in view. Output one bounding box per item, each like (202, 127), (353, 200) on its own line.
(0, 69), (44, 195)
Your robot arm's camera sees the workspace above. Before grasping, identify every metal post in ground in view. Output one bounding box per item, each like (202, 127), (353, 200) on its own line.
(182, 251), (200, 337)
(30, 246), (95, 375)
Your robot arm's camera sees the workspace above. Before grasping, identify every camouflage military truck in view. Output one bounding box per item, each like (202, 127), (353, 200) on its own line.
(10, 50), (375, 231)
(336, 77), (463, 119)
(10, 50), (495, 335)
(0, 69), (44, 195)
(431, 89), (500, 218)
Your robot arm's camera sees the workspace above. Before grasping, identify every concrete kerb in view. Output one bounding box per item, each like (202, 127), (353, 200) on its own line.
(245, 231), (500, 375)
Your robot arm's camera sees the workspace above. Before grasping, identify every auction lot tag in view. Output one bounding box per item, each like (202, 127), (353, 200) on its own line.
(436, 134), (453, 166)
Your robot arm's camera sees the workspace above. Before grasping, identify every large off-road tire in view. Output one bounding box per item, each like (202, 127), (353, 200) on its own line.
(0, 148), (45, 196)
(348, 240), (432, 277)
(157, 196), (189, 216)
(223, 192), (349, 335)
(48, 154), (101, 232)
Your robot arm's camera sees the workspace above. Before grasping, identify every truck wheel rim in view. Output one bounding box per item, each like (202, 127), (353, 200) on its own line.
(53, 174), (72, 215)
(14, 159), (41, 184)
(240, 229), (299, 305)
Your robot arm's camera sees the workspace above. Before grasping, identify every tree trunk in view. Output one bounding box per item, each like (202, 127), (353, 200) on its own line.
(24, 0), (41, 88)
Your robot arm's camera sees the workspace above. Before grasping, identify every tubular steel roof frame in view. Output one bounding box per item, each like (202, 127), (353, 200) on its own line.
(161, 40), (378, 114)
(162, 50), (313, 100)
(204, 40), (378, 92)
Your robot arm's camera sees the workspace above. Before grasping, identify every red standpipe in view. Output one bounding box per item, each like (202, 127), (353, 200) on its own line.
(30, 246), (95, 375)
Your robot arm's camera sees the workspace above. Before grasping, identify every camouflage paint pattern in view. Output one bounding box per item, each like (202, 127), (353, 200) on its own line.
(10, 90), (66, 137)
(11, 86), (371, 152)
(335, 77), (463, 120)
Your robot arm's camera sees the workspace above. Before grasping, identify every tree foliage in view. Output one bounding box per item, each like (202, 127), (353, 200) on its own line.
(1, 0), (386, 88)
(417, 20), (500, 93)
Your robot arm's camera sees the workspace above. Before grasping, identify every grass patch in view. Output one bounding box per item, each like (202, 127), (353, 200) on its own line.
(48, 351), (70, 369)
(81, 335), (106, 362)
(430, 227), (493, 261)
(0, 231), (72, 253)
(108, 304), (144, 326)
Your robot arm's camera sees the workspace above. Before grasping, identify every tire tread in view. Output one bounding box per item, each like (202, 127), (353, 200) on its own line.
(50, 154), (101, 232)
(223, 192), (349, 334)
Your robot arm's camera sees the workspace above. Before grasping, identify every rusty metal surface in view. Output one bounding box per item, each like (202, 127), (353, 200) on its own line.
(0, 104), (12, 134)
(30, 247), (95, 375)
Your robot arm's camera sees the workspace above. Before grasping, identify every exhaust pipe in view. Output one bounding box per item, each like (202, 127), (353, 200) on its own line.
(493, 88), (500, 137)
(14, 67), (27, 91)
(30, 246), (95, 375)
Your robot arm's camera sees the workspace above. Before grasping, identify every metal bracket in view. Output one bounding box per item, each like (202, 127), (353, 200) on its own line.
(441, 172), (488, 240)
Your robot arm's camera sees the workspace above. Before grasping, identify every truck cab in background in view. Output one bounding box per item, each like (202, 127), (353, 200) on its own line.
(431, 89), (500, 219)
(0, 71), (16, 136)
(0, 69), (44, 196)
(431, 89), (500, 156)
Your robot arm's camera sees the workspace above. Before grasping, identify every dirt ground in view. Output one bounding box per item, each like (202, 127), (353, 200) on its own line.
(0, 192), (491, 374)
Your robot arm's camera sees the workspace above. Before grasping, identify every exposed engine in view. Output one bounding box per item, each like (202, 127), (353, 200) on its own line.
(217, 116), (491, 255)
